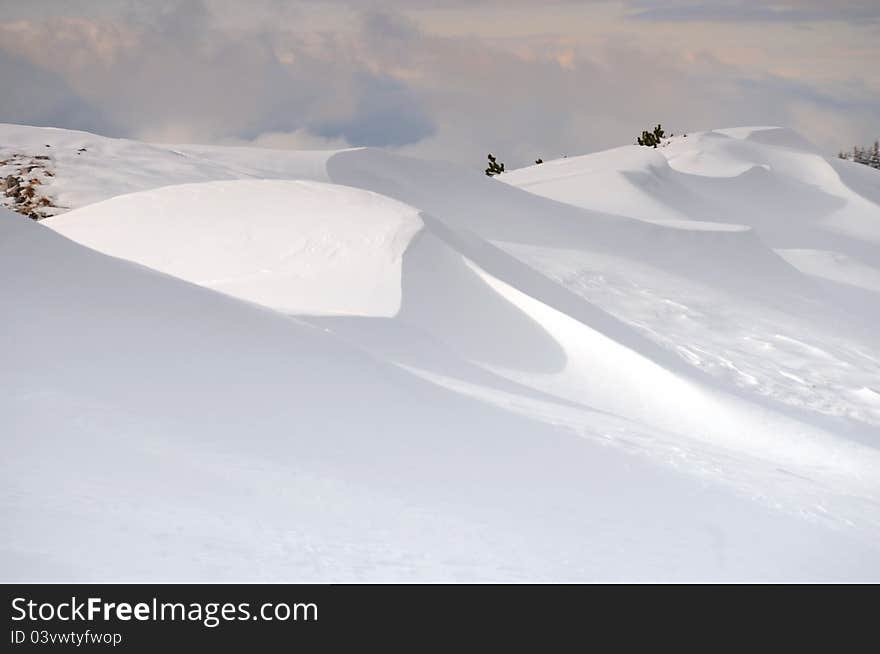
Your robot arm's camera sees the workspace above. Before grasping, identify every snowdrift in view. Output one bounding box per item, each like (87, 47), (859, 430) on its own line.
(4, 122), (880, 581)
(47, 180), (423, 317)
(44, 174), (877, 475)
(13, 207), (880, 581)
(503, 127), (880, 281)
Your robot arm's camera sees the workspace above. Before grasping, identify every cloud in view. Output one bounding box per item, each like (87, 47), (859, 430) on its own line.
(628, 1), (880, 24)
(314, 73), (435, 147)
(0, 3), (438, 148)
(0, 49), (121, 135)
(0, 1), (876, 165)
(216, 127), (350, 151)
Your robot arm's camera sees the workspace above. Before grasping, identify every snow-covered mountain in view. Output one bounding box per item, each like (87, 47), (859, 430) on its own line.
(3, 123), (880, 581)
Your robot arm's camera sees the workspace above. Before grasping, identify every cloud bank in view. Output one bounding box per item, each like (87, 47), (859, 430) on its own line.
(0, 1), (876, 166)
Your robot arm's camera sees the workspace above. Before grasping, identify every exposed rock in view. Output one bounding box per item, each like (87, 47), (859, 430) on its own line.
(1, 150), (60, 219)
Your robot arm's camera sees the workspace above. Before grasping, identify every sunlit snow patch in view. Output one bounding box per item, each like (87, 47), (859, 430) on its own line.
(46, 179), (423, 317)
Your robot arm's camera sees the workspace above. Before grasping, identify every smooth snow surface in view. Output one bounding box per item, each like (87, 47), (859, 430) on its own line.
(47, 181), (422, 316)
(4, 123), (880, 581)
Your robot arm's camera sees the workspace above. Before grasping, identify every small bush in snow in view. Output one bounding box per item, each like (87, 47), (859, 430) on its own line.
(637, 124), (666, 148)
(485, 153), (505, 177)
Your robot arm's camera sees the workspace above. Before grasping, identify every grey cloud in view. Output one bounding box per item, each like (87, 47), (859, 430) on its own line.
(313, 73), (435, 147)
(10, 0), (878, 25)
(0, 49), (121, 135)
(361, 8), (421, 41)
(628, 1), (880, 23)
(0, 2), (438, 147)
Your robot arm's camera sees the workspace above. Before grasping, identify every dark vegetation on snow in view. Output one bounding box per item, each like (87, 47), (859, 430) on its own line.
(839, 140), (880, 170)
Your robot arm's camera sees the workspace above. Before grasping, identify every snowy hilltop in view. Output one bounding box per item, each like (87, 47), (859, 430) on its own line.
(2, 123), (880, 581)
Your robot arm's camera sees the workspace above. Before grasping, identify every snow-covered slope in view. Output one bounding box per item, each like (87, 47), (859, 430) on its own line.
(15, 206), (880, 581)
(0, 124), (336, 218)
(4, 123), (880, 581)
(502, 127), (880, 282)
(496, 127), (880, 429)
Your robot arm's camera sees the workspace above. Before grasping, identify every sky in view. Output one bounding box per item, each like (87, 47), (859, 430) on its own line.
(0, 0), (877, 167)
